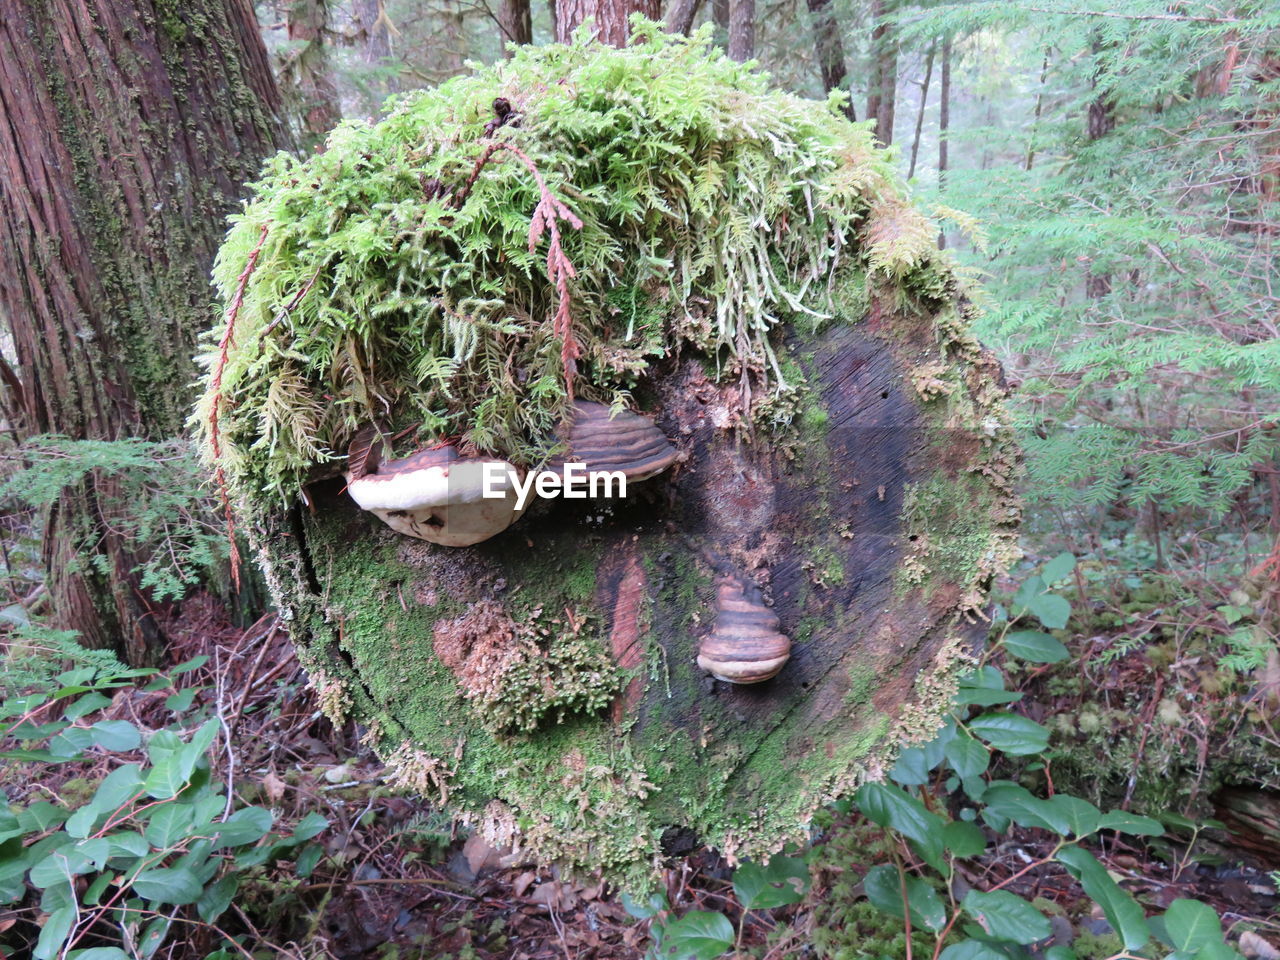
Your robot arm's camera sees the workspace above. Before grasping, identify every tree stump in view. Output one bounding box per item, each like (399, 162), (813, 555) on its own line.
(201, 29), (1020, 882)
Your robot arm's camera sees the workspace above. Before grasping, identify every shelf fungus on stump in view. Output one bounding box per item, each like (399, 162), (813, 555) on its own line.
(551, 400), (678, 483)
(697, 575), (792, 684)
(345, 443), (525, 547)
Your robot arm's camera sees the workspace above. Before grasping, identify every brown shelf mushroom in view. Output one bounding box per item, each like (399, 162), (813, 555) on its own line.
(697, 575), (792, 684)
(345, 444), (525, 547)
(552, 400), (677, 482)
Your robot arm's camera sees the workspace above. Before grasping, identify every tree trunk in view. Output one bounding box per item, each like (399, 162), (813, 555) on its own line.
(807, 0), (853, 120)
(866, 0), (897, 145)
(0, 0), (289, 662)
(1085, 32), (1114, 299)
(285, 0), (340, 140)
(498, 0), (533, 48)
(554, 0), (661, 45)
(356, 0), (394, 66)
(908, 42), (935, 179)
(938, 34), (951, 249)
(665, 0), (704, 35)
(726, 0), (754, 61)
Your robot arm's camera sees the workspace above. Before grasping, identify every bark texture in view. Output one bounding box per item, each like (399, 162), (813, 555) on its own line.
(807, 0), (853, 120)
(285, 0), (341, 139)
(0, 0), (289, 661)
(664, 0), (704, 35)
(498, 0), (533, 48)
(554, 0), (661, 45)
(726, 0), (754, 61)
(866, 0), (897, 145)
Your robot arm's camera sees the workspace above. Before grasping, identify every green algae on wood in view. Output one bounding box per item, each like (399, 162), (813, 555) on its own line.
(199, 24), (1021, 883)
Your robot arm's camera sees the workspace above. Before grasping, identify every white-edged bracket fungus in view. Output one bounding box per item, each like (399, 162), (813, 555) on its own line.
(697, 575), (792, 684)
(346, 444), (525, 547)
(553, 400), (678, 482)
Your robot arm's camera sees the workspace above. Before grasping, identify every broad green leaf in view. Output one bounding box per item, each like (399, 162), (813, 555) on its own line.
(1012, 576), (1046, 609)
(658, 910), (735, 960)
(1041, 552), (1076, 584)
(75, 837), (111, 870)
(63, 692), (112, 721)
(295, 841), (323, 878)
(1003, 630), (1069, 663)
(143, 752), (196, 799)
(955, 668), (1023, 707)
(92, 763), (144, 814)
(856, 781), (946, 871)
(106, 831), (150, 860)
(29, 844), (90, 888)
(48, 726), (94, 758)
(197, 875), (239, 922)
(1045, 796), (1101, 837)
(969, 713), (1050, 756)
(164, 689), (197, 712)
(139, 916), (171, 958)
(0, 810), (23, 844)
(208, 806), (273, 848)
(69, 948), (130, 959)
(1027, 594), (1071, 630)
(82, 872), (113, 907)
(890, 746), (935, 786)
(1057, 846), (1149, 950)
(621, 891), (667, 920)
(938, 939), (1008, 960)
(733, 856), (809, 910)
(291, 812), (329, 842)
(171, 656), (209, 675)
(1164, 900), (1223, 954)
(19, 801), (68, 832)
(1097, 811), (1164, 836)
(1045, 947), (1077, 960)
(962, 889), (1052, 944)
(143, 803), (192, 849)
(943, 820), (987, 858)
(982, 784), (1068, 834)
(33, 905), (75, 960)
(90, 720), (141, 752)
(862, 865), (947, 932)
(131, 866), (204, 904)
(944, 737), (990, 778)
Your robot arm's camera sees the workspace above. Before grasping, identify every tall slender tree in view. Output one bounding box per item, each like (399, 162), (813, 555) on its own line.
(866, 0), (898, 145)
(499, 0), (534, 48)
(0, 0), (290, 662)
(284, 0), (340, 140)
(807, 0), (854, 119)
(555, 0), (661, 44)
(727, 0), (754, 60)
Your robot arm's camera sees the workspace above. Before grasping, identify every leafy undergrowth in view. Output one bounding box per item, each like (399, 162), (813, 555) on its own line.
(3, 567), (1279, 959)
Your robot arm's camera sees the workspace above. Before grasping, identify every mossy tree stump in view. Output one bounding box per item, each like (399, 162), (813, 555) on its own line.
(200, 27), (1020, 883)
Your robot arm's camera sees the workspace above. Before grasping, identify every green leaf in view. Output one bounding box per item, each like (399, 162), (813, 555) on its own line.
(982, 784), (1067, 834)
(0, 810), (21, 845)
(171, 656), (209, 675)
(1041, 552), (1076, 584)
(621, 890), (667, 920)
(1097, 811), (1164, 836)
(295, 842), (323, 878)
(955, 668), (1024, 707)
(862, 865), (947, 932)
(944, 736), (990, 778)
(63, 692), (112, 721)
(962, 889), (1052, 944)
(19, 801), (68, 832)
(197, 875), (239, 922)
(1164, 900), (1223, 954)
(1003, 630), (1069, 663)
(1026, 593), (1071, 630)
(938, 941), (1008, 960)
(856, 781), (946, 871)
(208, 806), (273, 848)
(1056, 846), (1149, 950)
(733, 856), (809, 910)
(1045, 796), (1101, 837)
(82, 872), (114, 907)
(30, 843), (91, 888)
(92, 763), (144, 814)
(106, 831), (150, 860)
(291, 811), (329, 842)
(33, 905), (75, 960)
(131, 866), (204, 904)
(657, 910), (735, 960)
(943, 820), (987, 858)
(1045, 947), (1077, 960)
(70, 948), (131, 959)
(75, 837), (111, 870)
(143, 752), (196, 799)
(164, 689), (197, 712)
(48, 726), (94, 758)
(143, 803), (193, 849)
(90, 720), (141, 752)
(969, 713), (1050, 756)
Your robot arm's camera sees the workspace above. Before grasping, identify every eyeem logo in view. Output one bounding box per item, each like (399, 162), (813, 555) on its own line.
(483, 463), (627, 511)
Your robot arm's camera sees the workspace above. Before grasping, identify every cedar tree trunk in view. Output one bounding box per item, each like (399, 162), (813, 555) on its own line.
(498, 0), (534, 47)
(555, 0), (662, 44)
(0, 0), (289, 662)
(285, 0), (340, 140)
(807, 0), (854, 120)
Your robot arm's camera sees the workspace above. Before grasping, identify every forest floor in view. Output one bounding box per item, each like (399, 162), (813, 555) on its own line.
(4, 588), (1274, 959)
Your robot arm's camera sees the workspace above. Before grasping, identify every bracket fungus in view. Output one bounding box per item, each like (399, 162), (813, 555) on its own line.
(552, 400), (678, 483)
(345, 444), (525, 547)
(697, 575), (792, 684)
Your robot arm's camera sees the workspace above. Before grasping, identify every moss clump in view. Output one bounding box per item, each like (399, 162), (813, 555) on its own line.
(196, 22), (950, 505)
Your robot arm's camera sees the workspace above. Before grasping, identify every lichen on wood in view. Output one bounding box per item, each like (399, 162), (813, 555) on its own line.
(197, 22), (1021, 885)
